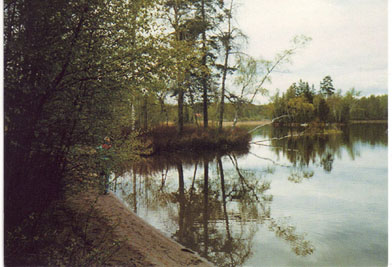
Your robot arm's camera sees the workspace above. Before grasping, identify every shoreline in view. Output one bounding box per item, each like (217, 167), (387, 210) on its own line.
(66, 188), (213, 266)
(144, 125), (251, 155)
(162, 119), (387, 128)
(348, 120), (387, 124)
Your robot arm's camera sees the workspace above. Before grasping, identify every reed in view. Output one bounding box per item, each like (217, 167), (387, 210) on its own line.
(143, 125), (251, 154)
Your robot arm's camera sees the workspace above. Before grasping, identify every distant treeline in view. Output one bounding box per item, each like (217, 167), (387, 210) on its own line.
(138, 91), (387, 126)
(267, 78), (387, 123)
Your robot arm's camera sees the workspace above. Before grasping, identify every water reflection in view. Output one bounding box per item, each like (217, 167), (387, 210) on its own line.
(117, 152), (315, 266)
(253, 123), (387, 178)
(287, 169), (314, 184)
(115, 123), (387, 266)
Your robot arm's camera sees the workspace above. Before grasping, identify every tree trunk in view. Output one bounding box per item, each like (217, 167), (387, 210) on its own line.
(218, 46), (230, 131)
(177, 85), (184, 134)
(158, 97), (169, 126)
(218, 0), (233, 131)
(142, 94), (148, 131)
(188, 90), (199, 127)
(173, 4), (184, 134)
(201, 0), (208, 128)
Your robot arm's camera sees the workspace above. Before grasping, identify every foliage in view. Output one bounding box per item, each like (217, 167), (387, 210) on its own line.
(313, 95), (330, 122)
(320, 75), (335, 96)
(269, 76), (387, 123)
(220, 33), (311, 128)
(287, 96), (315, 123)
(4, 0), (158, 261)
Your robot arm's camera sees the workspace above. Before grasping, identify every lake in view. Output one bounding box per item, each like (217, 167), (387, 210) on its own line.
(114, 123), (388, 266)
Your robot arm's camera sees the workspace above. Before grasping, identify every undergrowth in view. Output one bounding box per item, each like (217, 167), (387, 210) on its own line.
(143, 125), (251, 154)
(4, 174), (125, 266)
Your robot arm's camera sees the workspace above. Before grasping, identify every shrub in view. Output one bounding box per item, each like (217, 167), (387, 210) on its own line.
(142, 125), (251, 154)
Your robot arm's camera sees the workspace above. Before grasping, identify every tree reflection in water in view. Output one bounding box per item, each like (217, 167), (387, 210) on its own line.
(114, 124), (387, 266)
(115, 149), (315, 266)
(259, 124), (388, 174)
(248, 124), (387, 187)
(228, 155), (314, 257)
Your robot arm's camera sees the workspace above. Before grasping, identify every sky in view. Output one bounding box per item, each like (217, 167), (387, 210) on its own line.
(235, 0), (388, 103)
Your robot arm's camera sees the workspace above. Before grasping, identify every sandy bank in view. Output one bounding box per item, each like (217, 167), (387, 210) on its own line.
(66, 189), (212, 266)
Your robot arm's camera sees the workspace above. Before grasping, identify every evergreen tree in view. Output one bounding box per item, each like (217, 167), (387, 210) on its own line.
(193, 0), (224, 128)
(320, 75), (335, 96)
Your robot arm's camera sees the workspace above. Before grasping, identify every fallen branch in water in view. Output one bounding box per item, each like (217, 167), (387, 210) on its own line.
(249, 152), (292, 168)
(251, 131), (305, 144)
(251, 143), (299, 152)
(248, 115), (291, 134)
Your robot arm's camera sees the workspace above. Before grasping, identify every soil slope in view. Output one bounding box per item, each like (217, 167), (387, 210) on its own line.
(66, 190), (212, 266)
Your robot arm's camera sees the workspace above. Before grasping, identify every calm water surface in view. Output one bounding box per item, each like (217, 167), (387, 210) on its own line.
(115, 124), (388, 267)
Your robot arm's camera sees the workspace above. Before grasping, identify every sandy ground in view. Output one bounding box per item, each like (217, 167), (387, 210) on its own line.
(66, 189), (213, 266)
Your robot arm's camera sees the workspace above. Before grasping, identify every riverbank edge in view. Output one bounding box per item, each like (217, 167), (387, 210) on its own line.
(160, 119), (387, 128)
(67, 120), (386, 265)
(348, 120), (388, 124)
(5, 177), (214, 266)
(65, 187), (213, 266)
(138, 120), (387, 155)
(142, 125), (252, 155)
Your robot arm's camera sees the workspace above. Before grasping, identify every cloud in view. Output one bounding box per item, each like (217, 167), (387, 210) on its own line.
(236, 0), (388, 99)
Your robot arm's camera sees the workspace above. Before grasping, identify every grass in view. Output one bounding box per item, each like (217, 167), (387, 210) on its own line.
(142, 125), (252, 154)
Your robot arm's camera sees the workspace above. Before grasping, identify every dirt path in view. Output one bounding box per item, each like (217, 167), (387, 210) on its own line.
(66, 190), (213, 266)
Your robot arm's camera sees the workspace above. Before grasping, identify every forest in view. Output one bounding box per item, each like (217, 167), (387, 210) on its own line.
(267, 77), (387, 124)
(3, 0), (308, 230)
(3, 0), (387, 265)
(144, 87), (387, 125)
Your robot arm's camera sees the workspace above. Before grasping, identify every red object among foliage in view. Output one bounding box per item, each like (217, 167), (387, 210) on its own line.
(102, 143), (111, 150)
